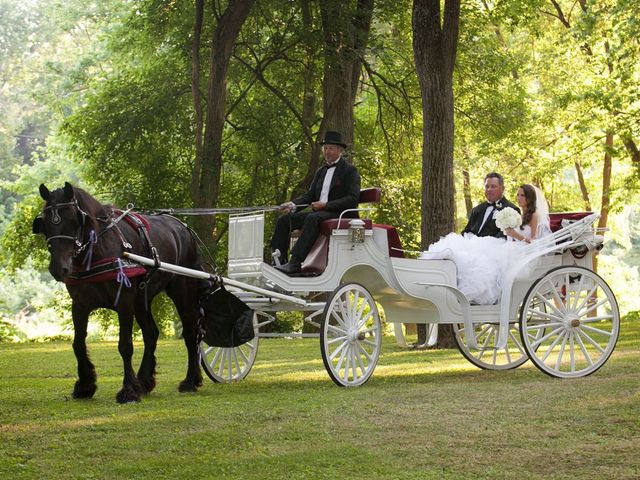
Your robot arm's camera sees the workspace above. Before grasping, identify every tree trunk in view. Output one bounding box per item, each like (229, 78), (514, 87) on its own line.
(191, 0), (256, 243)
(413, 0), (460, 348)
(574, 161), (592, 211)
(462, 168), (473, 217)
(190, 0), (204, 201)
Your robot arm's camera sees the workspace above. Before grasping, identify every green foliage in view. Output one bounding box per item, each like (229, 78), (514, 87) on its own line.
(0, 195), (49, 272)
(2, 0), (640, 341)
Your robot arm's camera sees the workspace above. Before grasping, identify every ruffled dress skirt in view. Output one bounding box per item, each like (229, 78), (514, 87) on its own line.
(418, 233), (529, 305)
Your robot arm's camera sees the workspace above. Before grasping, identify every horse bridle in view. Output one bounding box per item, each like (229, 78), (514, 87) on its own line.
(42, 199), (89, 256)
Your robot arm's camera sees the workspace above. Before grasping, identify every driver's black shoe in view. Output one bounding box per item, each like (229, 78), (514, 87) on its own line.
(274, 256), (302, 275)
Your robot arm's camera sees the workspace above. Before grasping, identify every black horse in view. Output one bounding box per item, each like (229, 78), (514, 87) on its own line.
(32, 182), (205, 403)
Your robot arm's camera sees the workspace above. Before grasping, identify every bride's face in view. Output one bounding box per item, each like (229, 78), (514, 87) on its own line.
(516, 188), (527, 210)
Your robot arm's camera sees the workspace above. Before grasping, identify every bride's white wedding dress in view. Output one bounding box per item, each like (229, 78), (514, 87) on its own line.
(418, 225), (537, 305)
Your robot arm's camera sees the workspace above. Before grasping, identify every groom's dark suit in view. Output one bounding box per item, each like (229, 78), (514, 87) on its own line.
(270, 158), (360, 263)
(462, 197), (520, 238)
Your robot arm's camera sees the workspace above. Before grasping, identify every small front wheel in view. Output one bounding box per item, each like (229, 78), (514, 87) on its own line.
(200, 313), (259, 383)
(320, 283), (382, 387)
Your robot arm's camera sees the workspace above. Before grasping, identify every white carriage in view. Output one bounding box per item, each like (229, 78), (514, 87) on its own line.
(126, 188), (620, 386)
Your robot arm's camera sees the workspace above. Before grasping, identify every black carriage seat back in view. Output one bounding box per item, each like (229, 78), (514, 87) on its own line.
(301, 188), (404, 274)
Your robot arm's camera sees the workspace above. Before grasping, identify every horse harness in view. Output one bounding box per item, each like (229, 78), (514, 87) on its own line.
(43, 198), (162, 306)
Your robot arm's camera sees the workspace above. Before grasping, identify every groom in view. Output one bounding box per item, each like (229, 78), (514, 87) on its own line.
(462, 172), (519, 238)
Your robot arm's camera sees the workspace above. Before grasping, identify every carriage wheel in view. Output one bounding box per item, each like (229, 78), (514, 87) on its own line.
(200, 313), (259, 383)
(519, 266), (619, 378)
(453, 321), (529, 370)
(320, 283), (382, 387)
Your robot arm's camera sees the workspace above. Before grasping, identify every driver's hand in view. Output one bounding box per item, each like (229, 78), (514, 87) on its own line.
(311, 201), (327, 211)
(279, 201), (296, 214)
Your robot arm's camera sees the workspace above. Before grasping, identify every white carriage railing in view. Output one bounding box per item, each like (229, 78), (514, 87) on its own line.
(495, 212), (601, 349)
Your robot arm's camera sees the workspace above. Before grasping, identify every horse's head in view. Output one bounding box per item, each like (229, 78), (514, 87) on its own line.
(33, 182), (89, 282)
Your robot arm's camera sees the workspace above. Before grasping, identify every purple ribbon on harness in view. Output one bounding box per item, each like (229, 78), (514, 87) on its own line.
(83, 230), (98, 271)
(114, 258), (132, 307)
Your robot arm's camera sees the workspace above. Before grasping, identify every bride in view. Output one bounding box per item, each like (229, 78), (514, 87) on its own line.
(419, 184), (551, 305)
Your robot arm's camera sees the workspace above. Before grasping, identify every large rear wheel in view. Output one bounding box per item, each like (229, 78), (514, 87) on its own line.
(520, 266), (619, 378)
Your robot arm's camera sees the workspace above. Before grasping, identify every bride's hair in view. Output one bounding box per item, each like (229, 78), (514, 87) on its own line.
(520, 184), (537, 226)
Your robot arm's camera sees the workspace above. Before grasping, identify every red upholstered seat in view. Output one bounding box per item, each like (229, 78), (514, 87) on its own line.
(300, 187), (403, 273)
(549, 212), (593, 232)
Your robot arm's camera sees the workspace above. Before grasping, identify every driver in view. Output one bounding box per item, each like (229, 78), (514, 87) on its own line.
(270, 131), (361, 275)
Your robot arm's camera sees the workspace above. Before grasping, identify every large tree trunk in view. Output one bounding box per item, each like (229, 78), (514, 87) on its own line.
(413, 0), (460, 348)
(190, 0), (205, 200)
(191, 0), (256, 242)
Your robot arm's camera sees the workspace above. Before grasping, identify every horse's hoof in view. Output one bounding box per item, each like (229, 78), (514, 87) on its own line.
(137, 375), (157, 395)
(178, 380), (198, 393)
(72, 381), (97, 399)
(116, 386), (141, 404)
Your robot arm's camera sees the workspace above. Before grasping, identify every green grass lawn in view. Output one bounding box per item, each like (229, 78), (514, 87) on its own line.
(1, 317), (638, 480)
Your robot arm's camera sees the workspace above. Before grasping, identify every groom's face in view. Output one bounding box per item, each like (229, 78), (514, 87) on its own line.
(484, 178), (504, 203)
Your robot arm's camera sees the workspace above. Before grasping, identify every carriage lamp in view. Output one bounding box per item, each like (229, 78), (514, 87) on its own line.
(349, 219), (366, 243)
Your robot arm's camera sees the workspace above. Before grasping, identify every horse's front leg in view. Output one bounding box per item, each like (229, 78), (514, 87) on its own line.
(71, 303), (97, 399)
(116, 304), (143, 403)
(134, 300), (159, 395)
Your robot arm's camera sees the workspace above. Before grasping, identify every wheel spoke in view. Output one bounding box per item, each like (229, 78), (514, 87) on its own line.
(526, 321), (562, 331)
(576, 328), (606, 354)
(574, 283), (598, 314)
(581, 314), (613, 323)
(351, 349), (359, 380)
(547, 280), (568, 314)
(326, 322), (347, 336)
(237, 345), (249, 364)
(342, 345), (352, 382)
(356, 309), (374, 330)
(328, 335), (348, 345)
(331, 307), (348, 330)
(209, 347), (223, 370)
(352, 291), (360, 320)
(531, 325), (564, 349)
(579, 297), (610, 317)
(339, 295), (352, 327)
(329, 339), (349, 361)
(356, 341), (372, 363)
(538, 294), (565, 318)
(570, 274), (585, 311)
(362, 338), (377, 348)
(553, 332), (568, 369)
(580, 324), (613, 338)
(569, 331), (576, 372)
(232, 348), (241, 375)
(574, 331), (594, 366)
(541, 329), (566, 362)
(216, 349), (227, 377)
(335, 341), (349, 372)
(528, 308), (564, 322)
